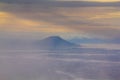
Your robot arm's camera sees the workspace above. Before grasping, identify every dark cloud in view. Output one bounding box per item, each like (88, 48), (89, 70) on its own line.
(0, 0), (120, 7)
(0, 0), (50, 3)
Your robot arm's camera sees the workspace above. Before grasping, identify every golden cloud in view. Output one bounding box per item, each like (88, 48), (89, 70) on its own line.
(0, 12), (71, 33)
(89, 11), (120, 20)
(0, 6), (120, 39)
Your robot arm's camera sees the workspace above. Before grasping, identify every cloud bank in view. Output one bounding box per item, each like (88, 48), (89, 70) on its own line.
(0, 0), (120, 42)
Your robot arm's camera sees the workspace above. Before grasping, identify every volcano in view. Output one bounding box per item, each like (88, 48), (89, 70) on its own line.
(36, 36), (79, 50)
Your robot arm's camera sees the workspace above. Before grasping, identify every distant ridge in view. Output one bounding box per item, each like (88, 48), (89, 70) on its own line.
(35, 36), (79, 50)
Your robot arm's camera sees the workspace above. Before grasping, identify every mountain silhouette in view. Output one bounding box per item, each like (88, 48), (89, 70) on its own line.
(35, 36), (79, 50)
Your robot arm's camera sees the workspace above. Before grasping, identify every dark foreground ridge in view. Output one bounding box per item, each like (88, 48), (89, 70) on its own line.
(36, 36), (79, 50)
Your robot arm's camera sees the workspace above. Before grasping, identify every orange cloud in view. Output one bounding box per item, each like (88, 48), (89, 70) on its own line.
(90, 12), (120, 20)
(0, 12), (40, 27)
(0, 6), (120, 39)
(0, 12), (71, 33)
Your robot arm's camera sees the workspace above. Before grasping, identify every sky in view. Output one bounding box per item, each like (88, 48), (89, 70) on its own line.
(58, 0), (119, 2)
(0, 0), (120, 42)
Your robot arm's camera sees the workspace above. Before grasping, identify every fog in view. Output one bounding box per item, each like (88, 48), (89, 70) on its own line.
(0, 48), (120, 80)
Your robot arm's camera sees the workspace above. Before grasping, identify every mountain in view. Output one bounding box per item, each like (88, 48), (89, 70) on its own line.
(35, 36), (79, 50)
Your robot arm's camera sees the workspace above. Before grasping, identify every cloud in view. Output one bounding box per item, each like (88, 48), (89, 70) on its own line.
(0, 1), (120, 40)
(76, 0), (120, 2)
(0, 12), (40, 26)
(0, 0), (50, 3)
(90, 11), (120, 19)
(0, 0), (120, 7)
(55, 57), (120, 64)
(0, 11), (71, 33)
(82, 43), (120, 50)
(32, 7), (120, 39)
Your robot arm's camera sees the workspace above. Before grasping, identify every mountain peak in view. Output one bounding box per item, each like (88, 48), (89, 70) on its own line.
(45, 36), (62, 40)
(36, 36), (79, 50)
